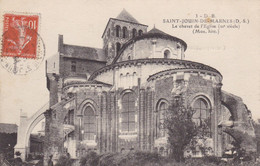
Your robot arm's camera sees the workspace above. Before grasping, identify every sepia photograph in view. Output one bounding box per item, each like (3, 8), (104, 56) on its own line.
(0, 0), (259, 165)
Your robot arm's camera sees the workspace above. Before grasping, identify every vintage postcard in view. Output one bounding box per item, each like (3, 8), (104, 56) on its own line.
(0, 0), (259, 165)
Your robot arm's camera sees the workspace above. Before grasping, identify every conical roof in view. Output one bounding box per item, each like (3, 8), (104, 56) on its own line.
(116, 9), (139, 24)
(147, 27), (169, 35)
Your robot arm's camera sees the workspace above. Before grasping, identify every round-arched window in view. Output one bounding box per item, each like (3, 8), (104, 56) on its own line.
(83, 106), (96, 140)
(164, 50), (170, 59)
(116, 25), (121, 37)
(121, 92), (135, 132)
(156, 101), (168, 138)
(192, 97), (211, 136)
(123, 27), (127, 38)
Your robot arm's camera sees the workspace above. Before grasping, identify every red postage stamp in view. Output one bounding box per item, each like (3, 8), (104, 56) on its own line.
(2, 14), (39, 59)
(0, 13), (45, 75)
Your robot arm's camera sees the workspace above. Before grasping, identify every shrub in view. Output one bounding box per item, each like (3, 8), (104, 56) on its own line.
(80, 151), (99, 166)
(55, 154), (73, 166)
(80, 151), (260, 166)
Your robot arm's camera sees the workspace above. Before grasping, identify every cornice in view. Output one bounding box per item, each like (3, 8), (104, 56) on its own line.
(89, 58), (222, 80)
(147, 68), (222, 82)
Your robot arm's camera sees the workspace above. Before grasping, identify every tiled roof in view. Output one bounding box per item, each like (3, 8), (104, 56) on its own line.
(61, 44), (106, 62)
(0, 123), (18, 134)
(116, 9), (139, 24)
(147, 27), (168, 35)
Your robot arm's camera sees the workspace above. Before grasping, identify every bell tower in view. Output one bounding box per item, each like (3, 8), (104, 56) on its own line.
(102, 9), (148, 65)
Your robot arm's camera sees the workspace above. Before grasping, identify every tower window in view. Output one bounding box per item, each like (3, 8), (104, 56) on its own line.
(138, 30), (143, 36)
(116, 25), (121, 37)
(121, 92), (135, 132)
(132, 28), (137, 38)
(83, 106), (96, 140)
(116, 42), (121, 55)
(71, 61), (76, 72)
(123, 27), (127, 38)
(164, 50), (170, 59)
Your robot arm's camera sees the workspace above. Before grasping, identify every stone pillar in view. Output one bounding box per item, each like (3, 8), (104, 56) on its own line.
(107, 93), (112, 152)
(47, 74), (59, 107)
(213, 83), (223, 157)
(115, 93), (119, 152)
(102, 92), (107, 152)
(110, 92), (117, 152)
(150, 91), (155, 151)
(43, 108), (64, 166)
(147, 90), (153, 151)
(98, 94), (102, 153)
(14, 111), (28, 161)
(140, 89), (145, 150)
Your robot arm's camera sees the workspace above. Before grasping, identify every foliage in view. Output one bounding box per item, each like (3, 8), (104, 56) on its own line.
(164, 96), (211, 162)
(80, 151), (165, 166)
(80, 151), (100, 166)
(79, 151), (260, 166)
(253, 120), (260, 155)
(55, 154), (74, 166)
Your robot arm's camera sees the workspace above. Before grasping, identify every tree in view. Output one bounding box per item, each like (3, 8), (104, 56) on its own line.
(253, 120), (260, 156)
(164, 95), (211, 162)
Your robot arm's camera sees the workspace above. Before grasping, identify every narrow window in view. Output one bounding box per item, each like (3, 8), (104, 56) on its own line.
(193, 98), (208, 126)
(71, 61), (76, 72)
(123, 27), (127, 38)
(192, 98), (211, 137)
(138, 30), (143, 36)
(116, 25), (121, 37)
(132, 28), (137, 38)
(68, 110), (74, 125)
(83, 106), (96, 140)
(157, 102), (167, 138)
(121, 92), (135, 132)
(164, 50), (170, 59)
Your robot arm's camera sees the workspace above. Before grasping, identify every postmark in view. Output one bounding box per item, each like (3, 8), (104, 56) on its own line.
(0, 13), (45, 75)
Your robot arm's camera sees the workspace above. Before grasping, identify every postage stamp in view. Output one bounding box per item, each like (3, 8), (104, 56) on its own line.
(0, 13), (45, 75)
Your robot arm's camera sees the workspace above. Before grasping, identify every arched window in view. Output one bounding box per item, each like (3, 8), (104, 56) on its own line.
(138, 30), (143, 36)
(116, 25), (121, 37)
(164, 50), (170, 59)
(132, 28), (137, 38)
(68, 110), (74, 125)
(192, 98), (211, 137)
(123, 27), (127, 38)
(156, 101), (168, 138)
(83, 106), (96, 140)
(116, 42), (121, 55)
(121, 92), (135, 132)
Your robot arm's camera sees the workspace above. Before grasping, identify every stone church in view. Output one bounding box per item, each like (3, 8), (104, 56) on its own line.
(45, 9), (255, 163)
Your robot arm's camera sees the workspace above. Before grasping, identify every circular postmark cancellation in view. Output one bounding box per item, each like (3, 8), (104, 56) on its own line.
(0, 13), (45, 75)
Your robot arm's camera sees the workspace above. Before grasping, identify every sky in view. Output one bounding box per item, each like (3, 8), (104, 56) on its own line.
(0, 0), (259, 127)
